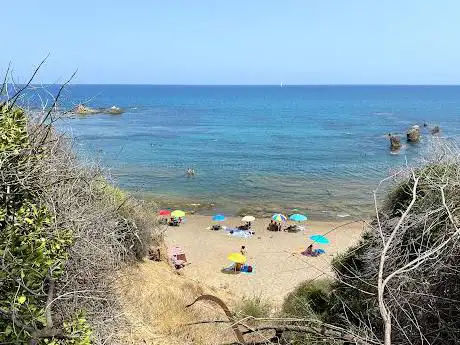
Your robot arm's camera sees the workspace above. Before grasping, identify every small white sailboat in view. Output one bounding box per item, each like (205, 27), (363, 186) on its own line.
(280, 81), (284, 88)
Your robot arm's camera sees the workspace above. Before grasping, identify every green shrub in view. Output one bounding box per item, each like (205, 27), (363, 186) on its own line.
(320, 157), (460, 344)
(282, 279), (333, 320)
(0, 104), (28, 152)
(1, 85), (159, 343)
(235, 296), (272, 319)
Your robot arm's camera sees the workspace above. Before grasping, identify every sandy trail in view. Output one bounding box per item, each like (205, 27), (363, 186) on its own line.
(165, 215), (364, 305)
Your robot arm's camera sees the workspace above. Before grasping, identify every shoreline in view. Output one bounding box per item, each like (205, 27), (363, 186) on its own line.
(134, 191), (373, 222)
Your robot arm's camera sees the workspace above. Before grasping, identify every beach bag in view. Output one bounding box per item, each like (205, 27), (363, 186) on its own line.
(247, 265), (253, 273)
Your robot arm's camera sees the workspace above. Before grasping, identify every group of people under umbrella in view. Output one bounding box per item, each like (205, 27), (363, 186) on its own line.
(268, 213), (307, 232)
(159, 209), (186, 226)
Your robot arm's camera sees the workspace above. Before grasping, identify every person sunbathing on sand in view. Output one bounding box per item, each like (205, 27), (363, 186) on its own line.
(301, 244), (325, 257)
(303, 244), (313, 256)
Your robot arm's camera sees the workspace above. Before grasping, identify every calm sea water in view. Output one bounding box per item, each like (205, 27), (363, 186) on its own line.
(33, 85), (460, 219)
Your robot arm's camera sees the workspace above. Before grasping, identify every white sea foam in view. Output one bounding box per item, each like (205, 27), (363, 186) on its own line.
(337, 213), (350, 218)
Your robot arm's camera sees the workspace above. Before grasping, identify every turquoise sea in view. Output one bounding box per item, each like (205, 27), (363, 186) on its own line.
(34, 85), (460, 219)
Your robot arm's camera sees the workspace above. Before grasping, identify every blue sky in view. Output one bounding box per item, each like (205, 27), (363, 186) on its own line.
(4, 1), (460, 84)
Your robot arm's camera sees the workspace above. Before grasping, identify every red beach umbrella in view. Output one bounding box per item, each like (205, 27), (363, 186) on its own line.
(159, 209), (171, 216)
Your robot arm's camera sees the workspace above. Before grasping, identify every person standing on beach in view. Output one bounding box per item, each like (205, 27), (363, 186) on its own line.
(240, 245), (247, 256)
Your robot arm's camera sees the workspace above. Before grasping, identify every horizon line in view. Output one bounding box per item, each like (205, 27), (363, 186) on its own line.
(37, 83), (460, 86)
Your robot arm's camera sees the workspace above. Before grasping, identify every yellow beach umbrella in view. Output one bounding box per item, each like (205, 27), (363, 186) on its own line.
(171, 210), (185, 218)
(227, 252), (246, 264)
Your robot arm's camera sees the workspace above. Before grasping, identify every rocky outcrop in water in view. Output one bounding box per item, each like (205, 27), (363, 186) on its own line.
(73, 104), (125, 115)
(389, 134), (402, 152)
(74, 104), (100, 115)
(407, 125), (421, 143)
(105, 106), (124, 115)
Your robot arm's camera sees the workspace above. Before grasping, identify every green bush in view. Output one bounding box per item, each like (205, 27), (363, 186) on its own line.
(235, 296), (272, 319)
(0, 104), (82, 343)
(317, 157), (460, 344)
(1, 87), (159, 343)
(282, 279), (333, 320)
(0, 103), (28, 152)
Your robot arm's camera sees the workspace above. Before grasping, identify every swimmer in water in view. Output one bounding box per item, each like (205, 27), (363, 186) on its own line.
(186, 168), (195, 177)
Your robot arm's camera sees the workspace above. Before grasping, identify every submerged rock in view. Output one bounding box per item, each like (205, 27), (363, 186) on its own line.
(431, 125), (441, 135)
(407, 125), (421, 143)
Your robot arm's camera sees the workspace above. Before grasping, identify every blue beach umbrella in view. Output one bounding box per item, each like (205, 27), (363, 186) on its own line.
(289, 214), (308, 222)
(212, 214), (226, 222)
(309, 235), (330, 245)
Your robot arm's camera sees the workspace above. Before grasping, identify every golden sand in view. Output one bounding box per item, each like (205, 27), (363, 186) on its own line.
(165, 215), (364, 305)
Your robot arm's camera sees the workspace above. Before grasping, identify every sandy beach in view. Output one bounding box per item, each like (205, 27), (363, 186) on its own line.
(165, 215), (364, 305)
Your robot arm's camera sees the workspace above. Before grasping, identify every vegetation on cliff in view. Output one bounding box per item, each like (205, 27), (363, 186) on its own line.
(0, 81), (160, 343)
(281, 140), (460, 345)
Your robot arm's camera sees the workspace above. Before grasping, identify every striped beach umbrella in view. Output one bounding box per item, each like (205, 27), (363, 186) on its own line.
(272, 213), (287, 222)
(289, 214), (307, 222)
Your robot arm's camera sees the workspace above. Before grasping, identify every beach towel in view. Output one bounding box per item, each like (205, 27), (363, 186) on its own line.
(224, 228), (254, 238)
(228, 231), (253, 238)
(301, 248), (326, 257)
(224, 227), (241, 232)
(222, 263), (254, 274)
(240, 264), (254, 274)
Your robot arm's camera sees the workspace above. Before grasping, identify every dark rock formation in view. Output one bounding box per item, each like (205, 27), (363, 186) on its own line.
(389, 134), (402, 152)
(407, 125), (421, 143)
(431, 125), (441, 135)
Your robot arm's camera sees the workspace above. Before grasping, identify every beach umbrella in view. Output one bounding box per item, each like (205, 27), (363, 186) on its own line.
(272, 213), (287, 222)
(310, 234), (330, 245)
(171, 210), (186, 218)
(227, 252), (247, 264)
(212, 214), (226, 222)
(241, 215), (255, 222)
(289, 214), (307, 222)
(159, 209), (171, 216)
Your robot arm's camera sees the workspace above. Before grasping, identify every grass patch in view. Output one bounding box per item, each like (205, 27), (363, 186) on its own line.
(235, 296), (272, 319)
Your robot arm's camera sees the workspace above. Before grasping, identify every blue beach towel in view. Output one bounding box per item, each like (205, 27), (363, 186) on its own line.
(241, 264), (255, 274)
